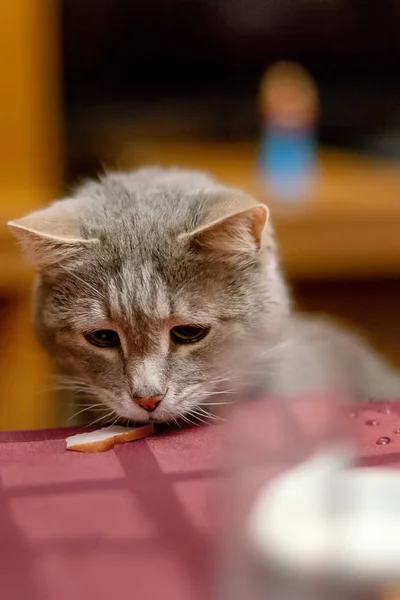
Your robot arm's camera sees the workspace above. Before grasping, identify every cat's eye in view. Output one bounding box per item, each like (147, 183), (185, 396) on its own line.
(84, 329), (120, 348)
(170, 325), (210, 344)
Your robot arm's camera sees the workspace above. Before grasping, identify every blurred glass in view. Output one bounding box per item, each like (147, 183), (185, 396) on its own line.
(215, 388), (350, 598)
(216, 386), (400, 600)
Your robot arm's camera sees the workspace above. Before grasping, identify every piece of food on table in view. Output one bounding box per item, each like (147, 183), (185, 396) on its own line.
(66, 423), (154, 453)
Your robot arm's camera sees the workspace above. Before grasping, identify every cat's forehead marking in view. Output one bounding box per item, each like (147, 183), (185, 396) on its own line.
(109, 262), (170, 323)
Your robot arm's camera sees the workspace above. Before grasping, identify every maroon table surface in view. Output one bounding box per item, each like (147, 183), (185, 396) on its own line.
(1, 402), (400, 600)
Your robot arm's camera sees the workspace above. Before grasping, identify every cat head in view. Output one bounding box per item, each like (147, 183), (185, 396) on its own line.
(9, 168), (289, 423)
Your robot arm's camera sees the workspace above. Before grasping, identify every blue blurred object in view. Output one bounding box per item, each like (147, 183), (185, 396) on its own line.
(258, 62), (318, 202)
(259, 124), (317, 200)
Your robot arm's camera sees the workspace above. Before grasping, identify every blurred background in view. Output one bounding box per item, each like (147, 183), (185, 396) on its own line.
(1, 0), (400, 429)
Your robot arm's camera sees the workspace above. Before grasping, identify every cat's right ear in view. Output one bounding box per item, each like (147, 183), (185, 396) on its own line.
(8, 199), (99, 270)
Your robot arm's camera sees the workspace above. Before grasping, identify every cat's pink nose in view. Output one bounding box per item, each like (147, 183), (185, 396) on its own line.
(132, 395), (164, 412)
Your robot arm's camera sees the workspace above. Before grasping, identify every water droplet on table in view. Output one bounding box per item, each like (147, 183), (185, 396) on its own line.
(376, 405), (392, 415)
(365, 419), (379, 426)
(349, 411), (357, 418)
(394, 429), (400, 434)
(376, 436), (391, 446)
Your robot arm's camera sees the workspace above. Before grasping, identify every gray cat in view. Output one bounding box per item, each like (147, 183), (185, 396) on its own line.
(8, 168), (400, 424)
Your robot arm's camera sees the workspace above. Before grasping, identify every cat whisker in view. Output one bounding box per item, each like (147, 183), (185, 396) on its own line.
(65, 402), (105, 409)
(87, 409), (117, 428)
(177, 412), (199, 427)
(186, 409), (210, 426)
(198, 406), (224, 417)
(109, 414), (122, 427)
(68, 403), (106, 422)
(192, 406), (225, 422)
(54, 375), (94, 387)
(209, 376), (238, 385)
(42, 385), (89, 393)
(171, 416), (181, 429)
(193, 404), (217, 416)
(201, 389), (238, 396)
(196, 403), (220, 419)
(199, 401), (235, 406)
(35, 384), (98, 399)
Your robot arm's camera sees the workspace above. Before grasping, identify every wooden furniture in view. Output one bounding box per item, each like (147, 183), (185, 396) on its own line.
(120, 141), (400, 278)
(0, 1), (61, 429)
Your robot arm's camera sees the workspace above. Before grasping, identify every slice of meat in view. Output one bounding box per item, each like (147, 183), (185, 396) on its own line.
(66, 423), (154, 453)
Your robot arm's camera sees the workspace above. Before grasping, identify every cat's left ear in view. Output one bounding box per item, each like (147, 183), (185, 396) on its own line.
(181, 197), (269, 262)
(8, 199), (99, 270)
